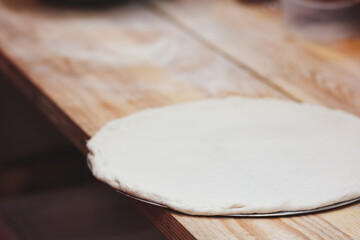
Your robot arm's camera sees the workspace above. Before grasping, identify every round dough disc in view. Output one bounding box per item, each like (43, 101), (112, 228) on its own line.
(87, 97), (360, 215)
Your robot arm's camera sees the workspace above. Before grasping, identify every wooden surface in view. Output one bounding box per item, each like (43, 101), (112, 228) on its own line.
(1, 0), (360, 239)
(152, 0), (360, 115)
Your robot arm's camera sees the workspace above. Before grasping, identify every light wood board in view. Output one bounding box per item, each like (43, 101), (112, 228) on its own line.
(152, 0), (360, 115)
(1, 0), (360, 239)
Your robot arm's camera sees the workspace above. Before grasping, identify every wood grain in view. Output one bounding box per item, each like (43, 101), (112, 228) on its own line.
(0, 0), (360, 239)
(150, 0), (360, 116)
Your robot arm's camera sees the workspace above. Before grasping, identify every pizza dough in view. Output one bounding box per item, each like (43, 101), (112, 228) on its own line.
(87, 97), (360, 215)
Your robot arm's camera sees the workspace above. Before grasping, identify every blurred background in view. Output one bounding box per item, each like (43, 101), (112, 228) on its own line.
(0, 76), (166, 239)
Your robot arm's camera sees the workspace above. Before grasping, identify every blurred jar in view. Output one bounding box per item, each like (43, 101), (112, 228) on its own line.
(282, 0), (360, 42)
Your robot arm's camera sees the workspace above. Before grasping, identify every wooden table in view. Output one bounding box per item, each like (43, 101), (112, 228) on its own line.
(1, 0), (360, 239)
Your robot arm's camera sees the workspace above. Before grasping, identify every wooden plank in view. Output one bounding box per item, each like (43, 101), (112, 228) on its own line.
(0, 0), (283, 152)
(1, 0), (359, 239)
(150, 0), (360, 116)
(138, 200), (360, 240)
(0, 1), (289, 239)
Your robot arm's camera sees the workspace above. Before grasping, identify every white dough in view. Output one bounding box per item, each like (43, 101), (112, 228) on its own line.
(87, 97), (360, 215)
